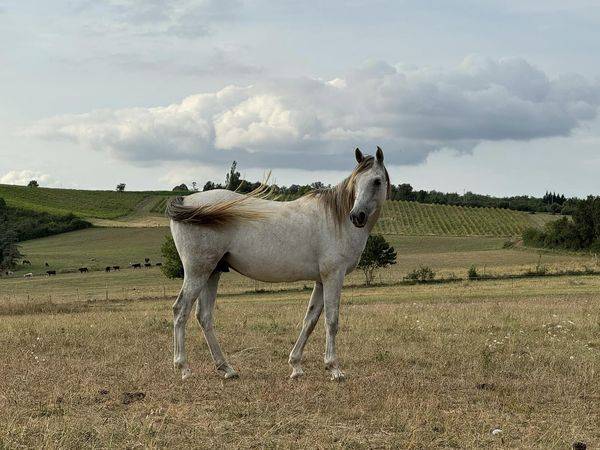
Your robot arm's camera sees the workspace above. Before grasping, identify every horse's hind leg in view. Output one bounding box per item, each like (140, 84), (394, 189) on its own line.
(173, 275), (207, 380)
(196, 272), (238, 379)
(288, 281), (324, 379)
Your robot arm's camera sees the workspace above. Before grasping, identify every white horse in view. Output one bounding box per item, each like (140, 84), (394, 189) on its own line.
(167, 147), (390, 381)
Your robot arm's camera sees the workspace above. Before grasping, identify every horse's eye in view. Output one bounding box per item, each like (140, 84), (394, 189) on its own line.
(373, 178), (382, 187)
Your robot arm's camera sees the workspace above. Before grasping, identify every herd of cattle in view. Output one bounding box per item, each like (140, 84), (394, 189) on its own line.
(2, 258), (163, 278)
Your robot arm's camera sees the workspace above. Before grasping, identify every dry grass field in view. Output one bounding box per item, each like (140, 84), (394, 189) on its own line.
(1, 276), (600, 448)
(2, 226), (600, 448)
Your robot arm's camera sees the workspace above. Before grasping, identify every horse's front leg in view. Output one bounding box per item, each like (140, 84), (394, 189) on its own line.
(288, 281), (324, 379)
(322, 270), (346, 381)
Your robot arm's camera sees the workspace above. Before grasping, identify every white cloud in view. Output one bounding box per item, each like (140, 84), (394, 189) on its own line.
(0, 170), (55, 186)
(25, 57), (600, 169)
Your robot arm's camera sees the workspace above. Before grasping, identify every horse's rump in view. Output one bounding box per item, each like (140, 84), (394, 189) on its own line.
(166, 185), (272, 227)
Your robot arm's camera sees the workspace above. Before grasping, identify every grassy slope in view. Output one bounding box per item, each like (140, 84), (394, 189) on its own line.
(375, 200), (557, 237)
(0, 184), (177, 219)
(15, 227), (170, 273)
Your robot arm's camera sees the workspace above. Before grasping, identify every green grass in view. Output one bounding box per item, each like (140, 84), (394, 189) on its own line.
(0, 184), (180, 219)
(5, 229), (596, 301)
(15, 227), (170, 273)
(375, 200), (558, 237)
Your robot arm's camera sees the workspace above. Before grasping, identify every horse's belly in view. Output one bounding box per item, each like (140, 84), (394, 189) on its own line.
(225, 227), (320, 282)
(225, 251), (320, 282)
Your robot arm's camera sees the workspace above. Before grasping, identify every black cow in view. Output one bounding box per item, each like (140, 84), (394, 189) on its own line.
(46, 270), (56, 276)
(112, 265), (120, 271)
(78, 267), (89, 273)
(130, 263), (142, 269)
(105, 266), (111, 273)
(155, 262), (162, 267)
(144, 258), (150, 263)
(144, 263), (152, 268)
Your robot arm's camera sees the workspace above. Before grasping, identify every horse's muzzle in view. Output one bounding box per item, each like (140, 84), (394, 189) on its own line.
(350, 210), (367, 228)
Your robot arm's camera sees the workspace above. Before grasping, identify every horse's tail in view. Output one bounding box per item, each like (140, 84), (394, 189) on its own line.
(166, 183), (274, 227)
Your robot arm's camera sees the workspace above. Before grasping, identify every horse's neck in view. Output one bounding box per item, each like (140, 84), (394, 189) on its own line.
(336, 209), (379, 252)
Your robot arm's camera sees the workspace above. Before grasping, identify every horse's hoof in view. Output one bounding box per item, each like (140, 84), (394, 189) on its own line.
(290, 368), (304, 380)
(224, 370), (239, 380)
(219, 365), (239, 379)
(181, 367), (193, 380)
(329, 369), (346, 382)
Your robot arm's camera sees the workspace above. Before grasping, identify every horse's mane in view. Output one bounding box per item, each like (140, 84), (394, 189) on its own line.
(166, 184), (272, 226)
(167, 157), (390, 227)
(304, 156), (391, 226)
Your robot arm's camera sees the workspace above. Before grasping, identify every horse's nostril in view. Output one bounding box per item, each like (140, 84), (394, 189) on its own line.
(358, 211), (366, 223)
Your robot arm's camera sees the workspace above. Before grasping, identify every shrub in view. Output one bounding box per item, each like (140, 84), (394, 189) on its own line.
(160, 235), (184, 279)
(522, 227), (545, 248)
(404, 265), (435, 283)
(468, 265), (479, 279)
(522, 197), (600, 252)
(357, 235), (397, 286)
(502, 240), (515, 249)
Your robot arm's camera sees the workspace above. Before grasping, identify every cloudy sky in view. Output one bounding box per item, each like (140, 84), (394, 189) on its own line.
(1, 0), (600, 196)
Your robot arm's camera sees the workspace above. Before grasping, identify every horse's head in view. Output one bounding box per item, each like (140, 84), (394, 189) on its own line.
(349, 147), (390, 228)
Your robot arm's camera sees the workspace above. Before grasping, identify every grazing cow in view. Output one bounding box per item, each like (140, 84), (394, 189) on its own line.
(22, 260), (31, 266)
(45, 262), (49, 267)
(46, 270), (56, 276)
(78, 267), (89, 273)
(155, 262), (162, 267)
(105, 266), (111, 272)
(112, 265), (120, 271)
(144, 263), (152, 268)
(130, 263), (142, 269)
(24, 273), (33, 278)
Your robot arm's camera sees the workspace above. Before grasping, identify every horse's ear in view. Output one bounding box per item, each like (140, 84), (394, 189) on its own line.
(376, 146), (384, 163)
(355, 148), (364, 164)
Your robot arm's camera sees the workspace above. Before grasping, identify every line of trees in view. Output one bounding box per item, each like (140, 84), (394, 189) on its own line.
(523, 196), (600, 252)
(390, 184), (577, 215)
(181, 162), (579, 215)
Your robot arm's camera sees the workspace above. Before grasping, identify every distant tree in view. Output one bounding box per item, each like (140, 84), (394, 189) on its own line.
(173, 183), (189, 192)
(27, 180), (39, 188)
(357, 235), (397, 286)
(203, 181), (221, 191)
(225, 161), (242, 191)
(396, 183), (414, 201)
(116, 183), (126, 192)
(160, 235), (184, 279)
(0, 227), (22, 272)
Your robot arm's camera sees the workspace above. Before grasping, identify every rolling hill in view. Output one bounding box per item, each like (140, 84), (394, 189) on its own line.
(0, 184), (559, 237)
(0, 184), (180, 219)
(374, 200), (557, 237)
